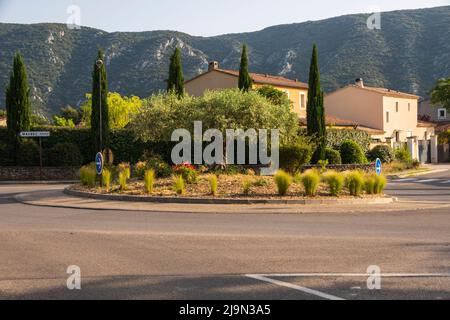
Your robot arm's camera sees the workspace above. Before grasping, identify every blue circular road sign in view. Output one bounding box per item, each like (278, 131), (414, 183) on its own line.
(95, 152), (104, 175)
(375, 158), (382, 176)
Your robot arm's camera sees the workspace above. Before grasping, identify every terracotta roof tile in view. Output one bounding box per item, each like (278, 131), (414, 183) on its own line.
(217, 69), (309, 89)
(349, 85), (420, 99)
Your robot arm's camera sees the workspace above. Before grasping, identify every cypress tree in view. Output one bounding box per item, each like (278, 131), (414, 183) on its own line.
(238, 44), (253, 92)
(91, 49), (109, 153)
(167, 48), (184, 97)
(306, 44), (326, 163)
(5, 52), (31, 162)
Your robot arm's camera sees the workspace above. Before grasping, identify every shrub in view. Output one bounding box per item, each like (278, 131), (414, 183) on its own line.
(0, 142), (14, 166)
(46, 142), (83, 166)
(173, 163), (198, 184)
(118, 170), (128, 191)
(133, 161), (147, 179)
(16, 140), (40, 166)
(253, 178), (269, 187)
(208, 175), (218, 196)
(374, 174), (387, 194)
(364, 174), (377, 194)
(340, 140), (367, 164)
(345, 171), (365, 196)
(102, 168), (111, 191)
(367, 145), (394, 163)
(242, 179), (252, 195)
(317, 159), (329, 173)
(322, 170), (344, 197)
(301, 169), (321, 197)
(145, 155), (172, 178)
(79, 165), (96, 188)
(118, 163), (131, 179)
(173, 175), (185, 195)
(274, 170), (292, 196)
(279, 142), (313, 173)
(395, 148), (412, 163)
(325, 148), (342, 165)
(144, 169), (155, 194)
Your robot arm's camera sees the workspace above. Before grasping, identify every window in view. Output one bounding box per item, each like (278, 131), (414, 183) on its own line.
(408, 103), (411, 112)
(300, 94), (306, 109)
(438, 108), (447, 120)
(386, 111), (390, 123)
(396, 102), (399, 112)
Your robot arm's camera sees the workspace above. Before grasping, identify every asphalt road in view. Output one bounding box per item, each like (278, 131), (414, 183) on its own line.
(0, 169), (449, 300)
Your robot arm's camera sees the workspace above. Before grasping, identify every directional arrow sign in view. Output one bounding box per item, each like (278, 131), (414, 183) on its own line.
(95, 152), (104, 175)
(375, 158), (382, 176)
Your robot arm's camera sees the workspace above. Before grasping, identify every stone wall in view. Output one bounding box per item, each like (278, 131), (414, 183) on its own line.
(301, 163), (375, 173)
(0, 167), (79, 181)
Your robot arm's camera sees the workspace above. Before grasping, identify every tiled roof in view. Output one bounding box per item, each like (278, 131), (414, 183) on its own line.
(216, 69), (309, 89)
(349, 85), (420, 99)
(299, 116), (385, 135)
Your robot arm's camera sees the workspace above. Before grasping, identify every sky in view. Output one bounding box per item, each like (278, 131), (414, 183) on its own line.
(0, 0), (449, 36)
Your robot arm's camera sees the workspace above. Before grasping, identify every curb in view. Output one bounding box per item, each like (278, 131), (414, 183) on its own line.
(64, 187), (397, 206)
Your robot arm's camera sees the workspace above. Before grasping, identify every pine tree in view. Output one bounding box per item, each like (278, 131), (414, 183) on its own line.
(91, 49), (109, 153)
(238, 44), (253, 92)
(167, 48), (184, 97)
(5, 52), (31, 162)
(306, 44), (326, 163)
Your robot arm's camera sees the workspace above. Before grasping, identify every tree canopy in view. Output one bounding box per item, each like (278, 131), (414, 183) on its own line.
(430, 77), (450, 111)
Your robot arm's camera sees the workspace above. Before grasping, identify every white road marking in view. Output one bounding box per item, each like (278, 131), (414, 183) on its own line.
(419, 179), (440, 183)
(246, 274), (345, 300)
(439, 180), (450, 184)
(395, 178), (418, 182)
(252, 273), (450, 278)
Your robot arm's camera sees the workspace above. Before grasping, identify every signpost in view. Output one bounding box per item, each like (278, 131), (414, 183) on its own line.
(375, 158), (382, 176)
(19, 131), (50, 180)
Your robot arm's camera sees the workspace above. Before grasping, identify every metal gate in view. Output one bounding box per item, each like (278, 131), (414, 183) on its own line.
(418, 140), (431, 163)
(438, 144), (450, 163)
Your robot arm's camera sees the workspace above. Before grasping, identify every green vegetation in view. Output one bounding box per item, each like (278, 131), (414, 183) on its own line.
(322, 170), (344, 197)
(144, 169), (155, 194)
(364, 173), (387, 195)
(340, 140), (368, 164)
(118, 170), (128, 191)
(430, 77), (450, 111)
(279, 139), (314, 173)
(167, 48), (184, 97)
(300, 169), (321, 197)
(256, 85), (291, 106)
(173, 175), (186, 195)
(173, 164), (198, 184)
(208, 175), (218, 196)
(367, 145), (395, 163)
(274, 170), (292, 196)
(102, 168), (111, 191)
(306, 44), (326, 163)
(46, 142), (83, 166)
(79, 165), (97, 188)
(238, 44), (252, 92)
(345, 171), (365, 196)
(325, 148), (342, 165)
(242, 179), (252, 195)
(5, 52), (31, 162)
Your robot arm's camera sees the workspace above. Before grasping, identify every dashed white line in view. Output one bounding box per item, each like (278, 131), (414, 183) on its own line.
(439, 180), (450, 184)
(395, 178), (418, 182)
(418, 179), (440, 183)
(246, 274), (345, 300)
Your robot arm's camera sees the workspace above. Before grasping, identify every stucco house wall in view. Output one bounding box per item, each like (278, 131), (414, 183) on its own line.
(185, 70), (238, 97)
(419, 100), (449, 122)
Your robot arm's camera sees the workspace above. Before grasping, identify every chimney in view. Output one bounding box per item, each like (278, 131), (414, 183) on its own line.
(355, 78), (364, 88)
(208, 61), (219, 71)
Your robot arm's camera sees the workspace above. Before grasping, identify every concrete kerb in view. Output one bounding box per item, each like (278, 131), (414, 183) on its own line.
(64, 187), (397, 206)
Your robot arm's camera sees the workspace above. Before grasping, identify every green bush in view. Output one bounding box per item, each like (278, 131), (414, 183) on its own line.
(279, 142), (313, 173)
(79, 165), (96, 188)
(145, 155), (172, 178)
(46, 142), (83, 166)
(394, 148), (412, 163)
(16, 140), (40, 166)
(325, 148), (342, 165)
(173, 175), (185, 195)
(144, 169), (155, 194)
(173, 163), (198, 184)
(133, 161), (147, 179)
(118, 170), (128, 191)
(0, 142), (14, 166)
(322, 170), (344, 196)
(208, 175), (218, 196)
(274, 170), (292, 196)
(242, 179), (252, 195)
(301, 169), (321, 197)
(340, 140), (368, 164)
(102, 168), (112, 191)
(345, 171), (365, 196)
(374, 174), (387, 194)
(364, 174), (377, 194)
(367, 145), (394, 163)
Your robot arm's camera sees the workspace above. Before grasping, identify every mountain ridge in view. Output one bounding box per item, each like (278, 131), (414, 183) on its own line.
(0, 5), (449, 115)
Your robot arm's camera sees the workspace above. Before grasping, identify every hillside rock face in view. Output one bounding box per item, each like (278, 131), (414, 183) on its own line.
(0, 6), (449, 115)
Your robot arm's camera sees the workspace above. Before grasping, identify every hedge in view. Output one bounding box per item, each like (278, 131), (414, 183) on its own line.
(299, 128), (371, 152)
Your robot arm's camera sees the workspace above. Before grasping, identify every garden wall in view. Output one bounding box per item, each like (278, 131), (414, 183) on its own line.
(0, 166), (79, 181)
(301, 163), (375, 173)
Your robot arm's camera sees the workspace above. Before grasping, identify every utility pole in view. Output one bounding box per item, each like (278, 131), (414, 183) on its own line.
(96, 59), (103, 152)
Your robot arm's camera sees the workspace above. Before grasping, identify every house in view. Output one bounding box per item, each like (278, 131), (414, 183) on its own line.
(0, 116), (6, 127)
(185, 61), (309, 118)
(419, 99), (449, 124)
(325, 79), (437, 163)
